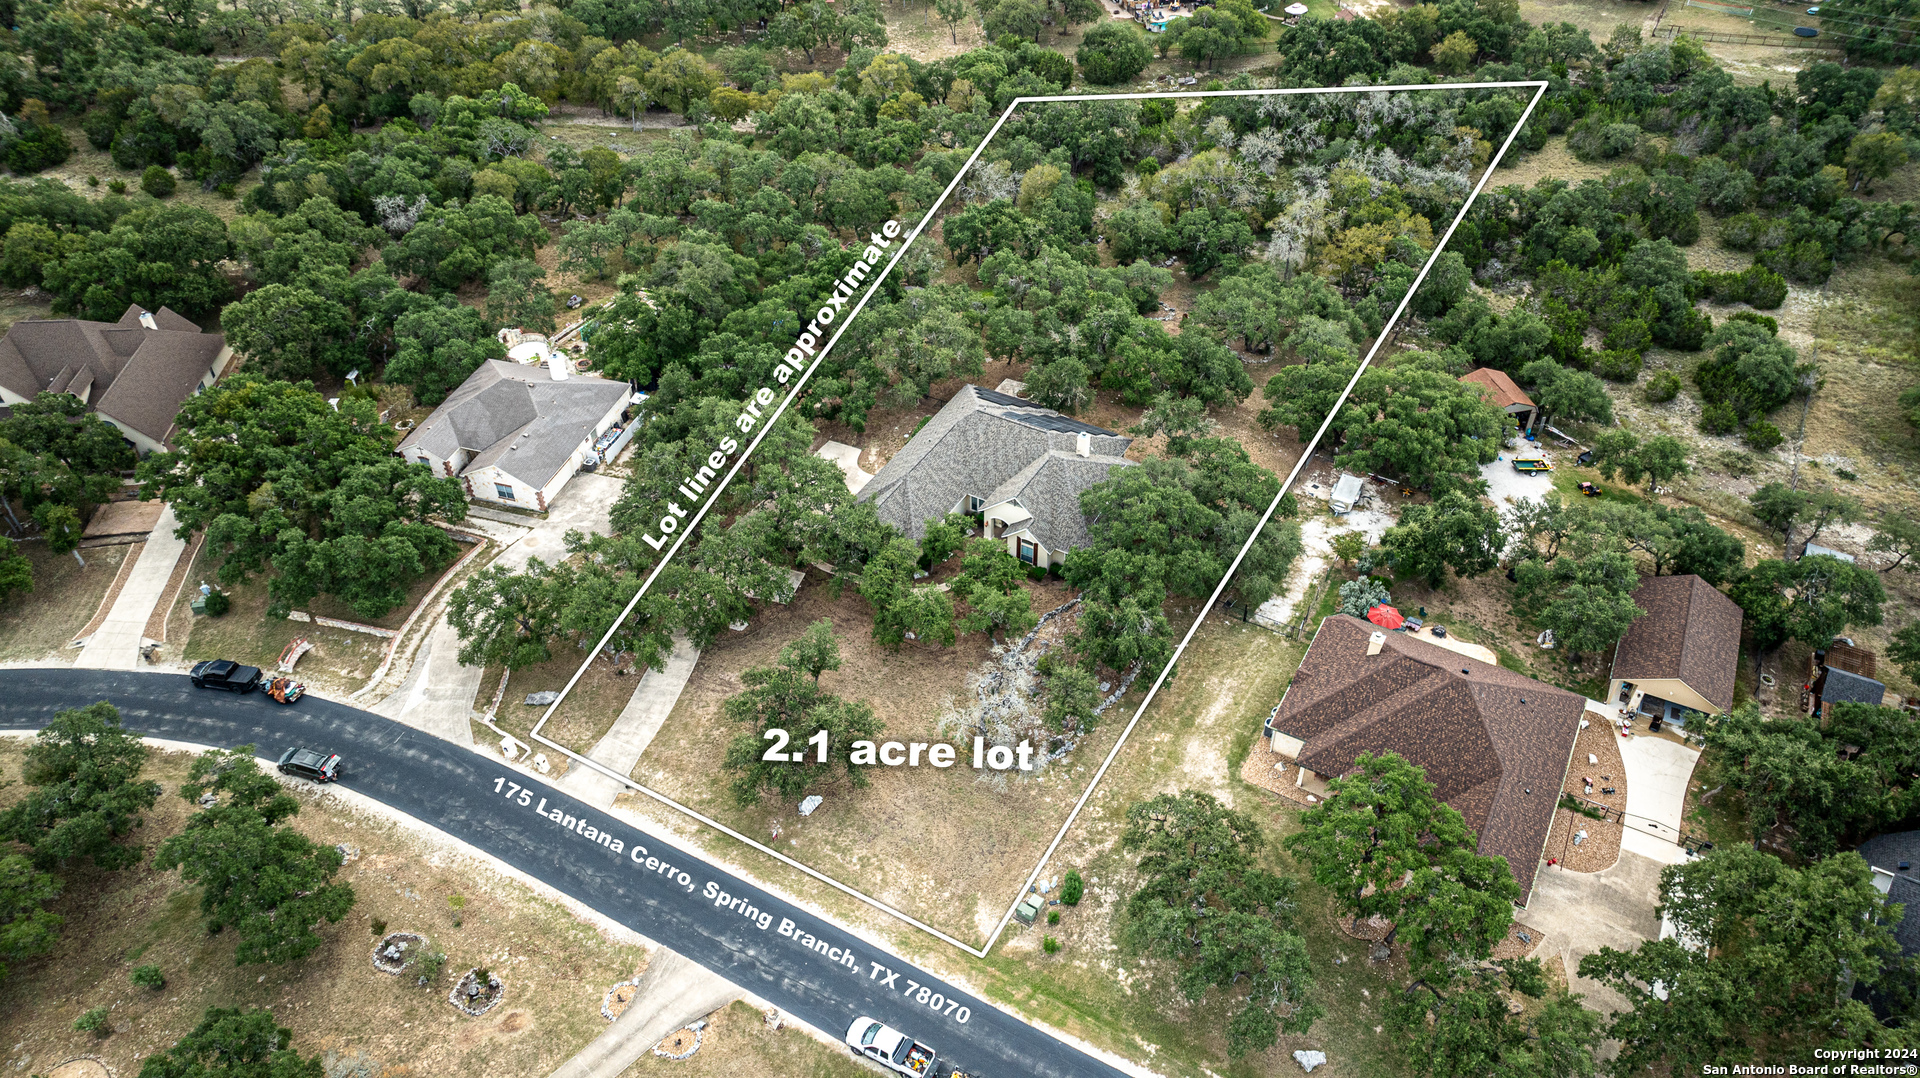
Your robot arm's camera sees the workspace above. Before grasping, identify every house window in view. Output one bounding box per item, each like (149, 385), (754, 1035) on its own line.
(495, 483), (516, 501)
(968, 496), (984, 512)
(417, 457), (432, 468)
(1017, 538), (1037, 565)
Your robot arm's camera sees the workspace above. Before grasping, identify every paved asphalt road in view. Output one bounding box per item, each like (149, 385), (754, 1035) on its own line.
(0, 669), (1130, 1078)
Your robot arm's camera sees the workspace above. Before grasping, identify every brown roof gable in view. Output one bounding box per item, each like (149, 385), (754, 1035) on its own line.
(1460, 368), (1534, 411)
(0, 305), (223, 445)
(1610, 575), (1743, 713)
(1271, 615), (1587, 905)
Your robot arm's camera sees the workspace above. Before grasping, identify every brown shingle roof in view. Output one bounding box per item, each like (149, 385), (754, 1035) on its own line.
(1461, 368), (1534, 411)
(0, 305), (224, 446)
(1610, 575), (1743, 713)
(1271, 615), (1587, 905)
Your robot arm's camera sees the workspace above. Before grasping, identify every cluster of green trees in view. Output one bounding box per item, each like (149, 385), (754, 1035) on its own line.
(1287, 753), (1602, 1076)
(1582, 845), (1911, 1070)
(138, 376), (467, 619)
(0, 393), (139, 593)
(3, 704), (354, 987)
(0, 703), (161, 982)
(1118, 790), (1319, 1058)
(719, 618), (883, 805)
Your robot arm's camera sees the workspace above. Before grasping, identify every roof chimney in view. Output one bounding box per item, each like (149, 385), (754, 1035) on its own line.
(548, 350), (569, 380)
(1367, 631), (1385, 657)
(138, 310), (157, 330)
(1075, 431), (1090, 457)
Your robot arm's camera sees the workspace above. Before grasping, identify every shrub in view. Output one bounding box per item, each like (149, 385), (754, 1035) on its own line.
(1743, 420), (1784, 451)
(1696, 265), (1788, 310)
(86, 174), (99, 186)
(107, 179), (126, 194)
(1701, 400), (1740, 435)
(413, 949), (447, 987)
(1758, 239), (1833, 285)
(1027, 564), (1047, 582)
(201, 590), (230, 616)
(141, 165), (176, 197)
(1337, 576), (1391, 618)
(130, 964), (165, 990)
(216, 182), (236, 199)
(82, 109), (120, 151)
(1042, 936), (1061, 954)
(1061, 869), (1084, 906)
(1047, 909), (1061, 925)
(1137, 157), (1159, 177)
(1643, 370), (1682, 403)
(1593, 348), (1643, 382)
(1727, 310), (1779, 335)
(5, 124), (74, 173)
(370, 918), (387, 937)
(74, 1006), (111, 1035)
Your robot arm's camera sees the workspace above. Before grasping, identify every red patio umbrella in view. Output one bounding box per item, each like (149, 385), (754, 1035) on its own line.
(1366, 604), (1405, 630)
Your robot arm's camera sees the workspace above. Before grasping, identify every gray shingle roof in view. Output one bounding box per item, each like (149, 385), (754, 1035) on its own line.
(1822, 667), (1887, 708)
(1272, 615), (1588, 905)
(398, 360), (630, 490)
(859, 385), (1133, 546)
(1611, 575), (1744, 713)
(0, 304), (223, 444)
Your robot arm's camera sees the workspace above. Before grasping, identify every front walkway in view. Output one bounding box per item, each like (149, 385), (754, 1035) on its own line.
(74, 505), (189, 670)
(559, 633), (700, 808)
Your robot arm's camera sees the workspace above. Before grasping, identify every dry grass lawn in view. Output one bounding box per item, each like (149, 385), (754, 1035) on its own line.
(0, 542), (129, 664)
(0, 739), (646, 1078)
(618, 1001), (872, 1077)
(618, 569), (1148, 943)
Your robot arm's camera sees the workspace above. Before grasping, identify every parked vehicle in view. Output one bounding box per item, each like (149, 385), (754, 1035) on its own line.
(190, 659), (262, 693)
(264, 676), (306, 705)
(845, 1017), (937, 1076)
(277, 748), (340, 783)
(1578, 481), (1604, 498)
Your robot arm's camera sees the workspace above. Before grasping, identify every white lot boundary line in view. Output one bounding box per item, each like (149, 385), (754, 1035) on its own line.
(526, 79), (1549, 960)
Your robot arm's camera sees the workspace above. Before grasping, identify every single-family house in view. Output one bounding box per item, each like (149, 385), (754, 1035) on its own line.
(857, 385), (1134, 569)
(1264, 615), (1587, 905)
(1608, 574), (1744, 726)
(1460, 367), (1538, 434)
(398, 359), (637, 512)
(0, 304), (232, 454)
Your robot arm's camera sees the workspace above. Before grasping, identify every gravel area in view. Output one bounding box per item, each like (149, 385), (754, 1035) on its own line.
(1541, 715), (1629, 874)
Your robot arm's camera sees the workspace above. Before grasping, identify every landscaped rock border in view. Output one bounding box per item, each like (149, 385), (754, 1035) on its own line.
(600, 977), (642, 1021)
(371, 932), (427, 975)
(448, 969), (505, 1017)
(652, 1020), (706, 1060)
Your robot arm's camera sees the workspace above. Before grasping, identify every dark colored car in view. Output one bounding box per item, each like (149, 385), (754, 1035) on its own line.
(277, 748), (341, 783)
(190, 659), (262, 693)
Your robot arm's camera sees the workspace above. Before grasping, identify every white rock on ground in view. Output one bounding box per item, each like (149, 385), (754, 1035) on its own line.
(1253, 507), (1395, 630)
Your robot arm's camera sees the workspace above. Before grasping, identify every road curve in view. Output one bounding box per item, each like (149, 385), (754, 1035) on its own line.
(0, 669), (1129, 1078)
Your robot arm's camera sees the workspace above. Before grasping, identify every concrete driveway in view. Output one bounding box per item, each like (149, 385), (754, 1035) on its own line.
(375, 473), (627, 737)
(493, 472), (625, 572)
(1524, 849), (1666, 1013)
(1619, 733), (1700, 841)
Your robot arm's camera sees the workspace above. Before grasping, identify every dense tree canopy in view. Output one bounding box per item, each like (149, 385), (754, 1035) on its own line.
(1120, 790), (1318, 1057)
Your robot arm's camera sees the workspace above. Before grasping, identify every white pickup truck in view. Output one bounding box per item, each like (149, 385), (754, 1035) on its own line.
(845, 1016), (937, 1075)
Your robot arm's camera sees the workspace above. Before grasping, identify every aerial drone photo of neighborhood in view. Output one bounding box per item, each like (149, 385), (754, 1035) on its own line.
(0, 0), (1918, 1075)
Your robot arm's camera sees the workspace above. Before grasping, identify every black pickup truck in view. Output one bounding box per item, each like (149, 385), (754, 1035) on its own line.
(190, 659), (262, 693)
